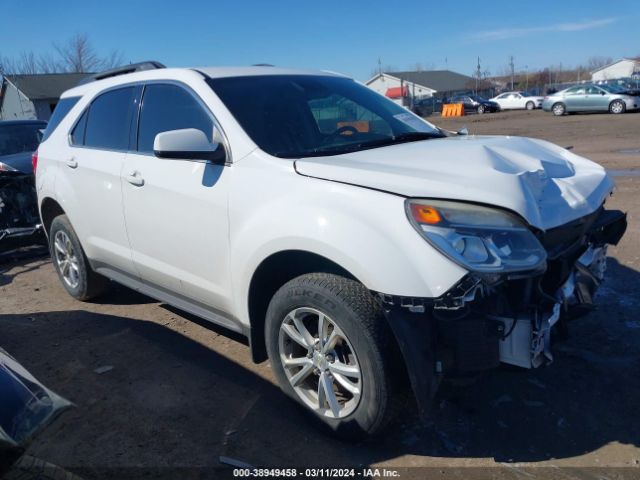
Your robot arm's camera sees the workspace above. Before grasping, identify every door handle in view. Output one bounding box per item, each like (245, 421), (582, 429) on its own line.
(126, 171), (144, 187)
(66, 157), (78, 169)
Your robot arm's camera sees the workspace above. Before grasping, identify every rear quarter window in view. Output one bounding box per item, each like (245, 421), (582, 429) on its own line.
(41, 97), (80, 142)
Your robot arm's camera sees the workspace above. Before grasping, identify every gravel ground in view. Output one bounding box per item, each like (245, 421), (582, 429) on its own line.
(1, 110), (639, 479)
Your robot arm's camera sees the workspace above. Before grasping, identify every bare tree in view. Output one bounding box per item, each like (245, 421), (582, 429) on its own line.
(37, 53), (61, 74)
(54, 33), (123, 73)
(1, 33), (124, 75)
(586, 56), (613, 72)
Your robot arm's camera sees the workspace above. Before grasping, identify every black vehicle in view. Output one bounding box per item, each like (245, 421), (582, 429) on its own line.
(448, 94), (501, 114)
(0, 348), (76, 479)
(0, 120), (46, 252)
(411, 96), (443, 117)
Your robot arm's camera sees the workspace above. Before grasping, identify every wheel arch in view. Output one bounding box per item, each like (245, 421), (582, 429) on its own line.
(40, 197), (66, 238)
(247, 249), (361, 363)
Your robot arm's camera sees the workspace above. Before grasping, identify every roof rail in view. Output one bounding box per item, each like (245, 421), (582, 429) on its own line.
(77, 61), (166, 85)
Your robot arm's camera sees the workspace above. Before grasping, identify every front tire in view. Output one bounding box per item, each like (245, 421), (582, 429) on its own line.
(609, 100), (626, 114)
(526, 101), (535, 110)
(49, 215), (109, 301)
(265, 273), (399, 438)
(477, 105), (485, 114)
(552, 102), (566, 116)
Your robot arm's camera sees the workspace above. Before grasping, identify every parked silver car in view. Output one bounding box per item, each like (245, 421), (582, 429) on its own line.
(542, 84), (640, 115)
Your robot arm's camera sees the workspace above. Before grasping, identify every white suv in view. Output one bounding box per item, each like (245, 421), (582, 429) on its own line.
(35, 63), (627, 437)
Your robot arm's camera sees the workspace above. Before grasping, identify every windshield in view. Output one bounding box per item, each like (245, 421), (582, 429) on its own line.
(0, 124), (43, 157)
(207, 75), (444, 158)
(468, 95), (487, 102)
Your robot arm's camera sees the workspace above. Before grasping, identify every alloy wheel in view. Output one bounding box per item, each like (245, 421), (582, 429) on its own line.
(552, 103), (565, 116)
(53, 230), (81, 289)
(610, 101), (624, 114)
(278, 307), (362, 419)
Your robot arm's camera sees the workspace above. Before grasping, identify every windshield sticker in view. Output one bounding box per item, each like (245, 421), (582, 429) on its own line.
(393, 113), (434, 132)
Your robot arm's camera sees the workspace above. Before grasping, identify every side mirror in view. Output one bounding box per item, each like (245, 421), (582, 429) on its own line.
(457, 126), (469, 136)
(601, 91), (605, 95)
(153, 128), (226, 164)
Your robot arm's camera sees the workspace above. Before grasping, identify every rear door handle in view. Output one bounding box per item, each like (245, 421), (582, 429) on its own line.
(126, 171), (144, 187)
(66, 157), (78, 168)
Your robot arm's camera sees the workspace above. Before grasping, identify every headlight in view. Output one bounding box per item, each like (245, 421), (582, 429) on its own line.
(0, 162), (18, 172)
(406, 199), (546, 273)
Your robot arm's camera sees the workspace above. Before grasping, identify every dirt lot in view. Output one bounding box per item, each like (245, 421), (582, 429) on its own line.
(1, 110), (639, 479)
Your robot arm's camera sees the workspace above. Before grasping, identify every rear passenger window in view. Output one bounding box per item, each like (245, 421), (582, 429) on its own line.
(84, 87), (136, 150)
(137, 84), (213, 153)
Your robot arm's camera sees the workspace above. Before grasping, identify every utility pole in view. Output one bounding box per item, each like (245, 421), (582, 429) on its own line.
(525, 65), (529, 91)
(509, 55), (515, 90)
(476, 56), (481, 94)
(378, 57), (382, 76)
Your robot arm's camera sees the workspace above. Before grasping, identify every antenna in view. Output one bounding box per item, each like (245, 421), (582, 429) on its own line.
(509, 55), (515, 90)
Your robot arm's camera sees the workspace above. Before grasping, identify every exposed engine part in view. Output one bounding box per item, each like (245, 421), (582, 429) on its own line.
(493, 244), (605, 369)
(0, 173), (42, 251)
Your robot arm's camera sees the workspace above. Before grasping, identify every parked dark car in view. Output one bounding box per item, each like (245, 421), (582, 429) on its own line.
(448, 94), (501, 114)
(0, 120), (46, 252)
(0, 347), (75, 479)
(411, 96), (443, 117)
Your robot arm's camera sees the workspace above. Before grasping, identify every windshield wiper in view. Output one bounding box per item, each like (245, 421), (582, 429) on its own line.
(274, 131), (445, 158)
(329, 131), (445, 152)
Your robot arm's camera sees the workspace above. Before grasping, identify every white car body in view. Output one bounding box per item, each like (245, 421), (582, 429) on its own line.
(491, 91), (544, 110)
(35, 65), (626, 432)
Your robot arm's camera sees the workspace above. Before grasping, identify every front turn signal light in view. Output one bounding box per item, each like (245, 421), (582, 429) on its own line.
(409, 204), (442, 225)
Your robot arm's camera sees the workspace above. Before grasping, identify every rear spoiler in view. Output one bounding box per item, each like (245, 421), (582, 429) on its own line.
(77, 61), (165, 85)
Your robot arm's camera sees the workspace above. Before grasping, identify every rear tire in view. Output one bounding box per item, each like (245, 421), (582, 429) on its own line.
(477, 105), (485, 114)
(265, 273), (400, 438)
(609, 100), (626, 114)
(526, 101), (535, 110)
(552, 102), (566, 116)
(49, 215), (109, 301)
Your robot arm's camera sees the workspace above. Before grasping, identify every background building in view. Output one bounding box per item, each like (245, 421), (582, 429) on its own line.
(591, 58), (640, 81)
(366, 69), (491, 105)
(0, 73), (88, 121)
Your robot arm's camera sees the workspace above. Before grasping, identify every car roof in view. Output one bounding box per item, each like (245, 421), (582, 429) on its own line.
(0, 120), (47, 127)
(61, 66), (347, 99)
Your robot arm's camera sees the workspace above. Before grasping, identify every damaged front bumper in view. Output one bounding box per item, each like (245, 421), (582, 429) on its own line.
(379, 207), (627, 417)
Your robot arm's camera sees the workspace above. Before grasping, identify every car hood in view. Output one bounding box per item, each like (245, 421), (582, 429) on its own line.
(0, 152), (33, 174)
(294, 135), (614, 230)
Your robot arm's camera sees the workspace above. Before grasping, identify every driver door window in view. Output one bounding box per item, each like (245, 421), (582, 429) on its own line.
(137, 84), (214, 153)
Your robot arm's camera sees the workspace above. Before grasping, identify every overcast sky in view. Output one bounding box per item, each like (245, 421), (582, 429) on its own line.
(1, 0), (637, 80)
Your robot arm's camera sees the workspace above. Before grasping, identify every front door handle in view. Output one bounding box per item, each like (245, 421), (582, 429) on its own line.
(66, 157), (78, 169)
(126, 171), (144, 187)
